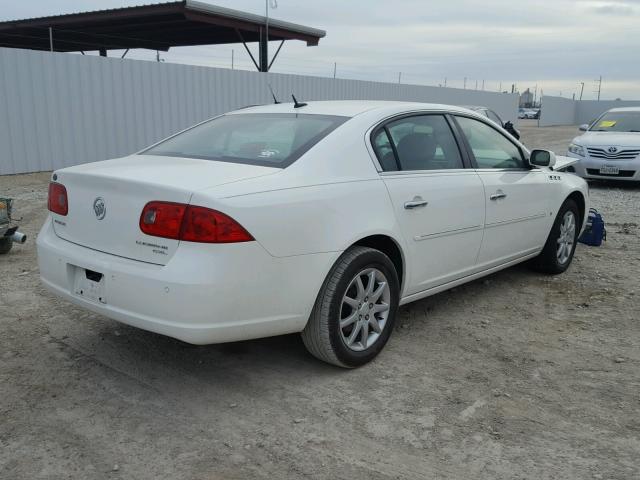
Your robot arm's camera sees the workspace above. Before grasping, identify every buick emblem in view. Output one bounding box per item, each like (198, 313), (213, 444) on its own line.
(608, 146), (618, 153)
(93, 197), (106, 220)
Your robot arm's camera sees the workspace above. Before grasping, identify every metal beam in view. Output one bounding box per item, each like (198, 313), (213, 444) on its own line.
(0, 30), (169, 52)
(235, 28), (259, 71)
(268, 39), (285, 71)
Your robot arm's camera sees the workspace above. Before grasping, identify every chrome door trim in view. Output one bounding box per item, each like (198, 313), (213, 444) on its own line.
(413, 224), (483, 242)
(484, 212), (548, 229)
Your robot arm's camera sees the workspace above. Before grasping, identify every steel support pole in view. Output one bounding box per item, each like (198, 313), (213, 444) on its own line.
(259, 27), (268, 72)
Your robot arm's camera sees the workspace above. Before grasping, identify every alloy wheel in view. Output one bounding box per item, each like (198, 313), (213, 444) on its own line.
(339, 268), (391, 352)
(557, 210), (576, 265)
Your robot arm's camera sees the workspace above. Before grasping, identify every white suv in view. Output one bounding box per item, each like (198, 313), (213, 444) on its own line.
(568, 107), (640, 181)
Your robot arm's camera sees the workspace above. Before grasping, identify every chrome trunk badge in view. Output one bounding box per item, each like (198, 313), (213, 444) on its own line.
(93, 197), (106, 220)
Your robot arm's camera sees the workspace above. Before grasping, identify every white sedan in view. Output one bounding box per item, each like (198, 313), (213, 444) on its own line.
(37, 101), (589, 367)
(568, 107), (640, 181)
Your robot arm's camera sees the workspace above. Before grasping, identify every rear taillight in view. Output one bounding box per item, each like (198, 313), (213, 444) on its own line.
(139, 202), (254, 243)
(48, 182), (68, 216)
(139, 202), (186, 240)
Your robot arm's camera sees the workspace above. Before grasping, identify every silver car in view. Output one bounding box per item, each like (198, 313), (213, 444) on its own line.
(567, 107), (640, 181)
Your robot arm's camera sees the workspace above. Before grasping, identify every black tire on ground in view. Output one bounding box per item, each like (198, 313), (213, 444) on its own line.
(301, 246), (400, 368)
(530, 199), (580, 274)
(0, 237), (13, 254)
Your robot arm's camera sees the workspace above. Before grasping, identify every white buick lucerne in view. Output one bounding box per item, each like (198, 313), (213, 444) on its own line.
(38, 101), (589, 367)
(568, 107), (640, 181)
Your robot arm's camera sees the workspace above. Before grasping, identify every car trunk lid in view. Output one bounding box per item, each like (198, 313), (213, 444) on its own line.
(51, 155), (278, 264)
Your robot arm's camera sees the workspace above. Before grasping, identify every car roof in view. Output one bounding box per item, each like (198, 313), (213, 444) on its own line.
(608, 106), (640, 113)
(230, 100), (477, 118)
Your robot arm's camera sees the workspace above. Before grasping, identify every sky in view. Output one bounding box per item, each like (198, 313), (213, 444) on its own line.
(2, 0), (640, 100)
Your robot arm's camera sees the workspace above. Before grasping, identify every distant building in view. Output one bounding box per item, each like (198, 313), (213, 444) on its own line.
(520, 89), (534, 108)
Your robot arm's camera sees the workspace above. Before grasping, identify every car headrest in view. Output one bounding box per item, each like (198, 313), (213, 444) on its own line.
(396, 133), (437, 170)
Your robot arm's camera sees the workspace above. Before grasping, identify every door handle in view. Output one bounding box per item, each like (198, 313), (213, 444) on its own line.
(490, 191), (507, 201)
(404, 197), (429, 209)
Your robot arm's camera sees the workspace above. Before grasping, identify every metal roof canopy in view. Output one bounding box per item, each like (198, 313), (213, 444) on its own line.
(0, 0), (326, 71)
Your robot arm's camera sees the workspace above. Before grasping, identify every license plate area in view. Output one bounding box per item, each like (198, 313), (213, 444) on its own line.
(599, 165), (619, 175)
(72, 266), (107, 304)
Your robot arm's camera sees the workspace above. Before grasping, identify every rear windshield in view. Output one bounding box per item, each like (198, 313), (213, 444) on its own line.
(143, 113), (349, 168)
(590, 111), (640, 132)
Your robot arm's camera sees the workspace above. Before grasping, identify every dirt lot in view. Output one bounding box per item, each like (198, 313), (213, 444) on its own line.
(1, 124), (639, 480)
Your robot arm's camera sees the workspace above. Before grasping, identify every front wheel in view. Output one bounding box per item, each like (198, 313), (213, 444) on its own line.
(530, 199), (580, 274)
(302, 246), (400, 368)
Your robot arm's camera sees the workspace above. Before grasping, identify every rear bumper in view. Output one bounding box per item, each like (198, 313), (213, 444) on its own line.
(568, 153), (640, 181)
(37, 218), (337, 344)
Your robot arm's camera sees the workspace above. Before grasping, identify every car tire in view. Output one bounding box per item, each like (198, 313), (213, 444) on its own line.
(530, 199), (580, 274)
(0, 237), (12, 254)
(301, 246), (400, 368)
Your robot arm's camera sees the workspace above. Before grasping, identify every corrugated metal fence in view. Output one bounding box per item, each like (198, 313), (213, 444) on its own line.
(0, 47), (518, 175)
(540, 95), (640, 127)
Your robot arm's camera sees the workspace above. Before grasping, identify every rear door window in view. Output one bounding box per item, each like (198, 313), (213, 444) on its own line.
(144, 113), (349, 168)
(372, 115), (464, 171)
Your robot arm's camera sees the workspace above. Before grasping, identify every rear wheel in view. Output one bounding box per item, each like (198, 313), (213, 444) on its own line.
(0, 237), (12, 254)
(531, 199), (579, 274)
(301, 246), (400, 368)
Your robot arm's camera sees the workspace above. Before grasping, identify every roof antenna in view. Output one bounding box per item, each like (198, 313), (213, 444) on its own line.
(292, 94), (307, 109)
(268, 83), (280, 104)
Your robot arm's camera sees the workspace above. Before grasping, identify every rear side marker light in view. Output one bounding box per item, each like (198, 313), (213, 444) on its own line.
(139, 202), (254, 243)
(48, 182), (68, 216)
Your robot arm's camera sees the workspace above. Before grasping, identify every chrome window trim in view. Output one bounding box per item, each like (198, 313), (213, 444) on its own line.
(379, 168), (477, 177)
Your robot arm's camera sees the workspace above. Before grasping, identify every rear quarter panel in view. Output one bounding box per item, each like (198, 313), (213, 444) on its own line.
(193, 179), (402, 258)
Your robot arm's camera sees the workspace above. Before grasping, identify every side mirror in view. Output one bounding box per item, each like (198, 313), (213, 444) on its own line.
(530, 149), (556, 168)
(579, 124), (589, 132)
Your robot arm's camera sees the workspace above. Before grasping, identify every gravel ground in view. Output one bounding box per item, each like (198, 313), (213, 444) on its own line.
(1, 124), (639, 480)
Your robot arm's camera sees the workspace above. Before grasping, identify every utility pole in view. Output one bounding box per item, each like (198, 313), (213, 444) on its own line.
(499, 81), (502, 92)
(49, 27), (53, 52)
(579, 82), (585, 100)
(398, 72), (402, 84)
(333, 62), (336, 79)
(231, 49), (234, 69)
(444, 77), (447, 87)
(482, 79), (485, 91)
(595, 76), (602, 101)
